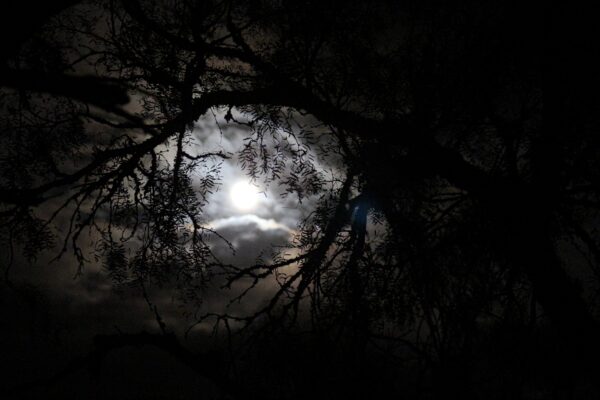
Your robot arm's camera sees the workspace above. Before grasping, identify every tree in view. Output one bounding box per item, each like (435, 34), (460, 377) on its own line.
(1, 1), (599, 398)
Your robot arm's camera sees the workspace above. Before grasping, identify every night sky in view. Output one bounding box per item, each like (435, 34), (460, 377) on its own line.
(1, 99), (334, 398)
(2, 1), (600, 399)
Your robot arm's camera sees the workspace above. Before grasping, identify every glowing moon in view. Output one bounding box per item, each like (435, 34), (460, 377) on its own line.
(230, 181), (260, 211)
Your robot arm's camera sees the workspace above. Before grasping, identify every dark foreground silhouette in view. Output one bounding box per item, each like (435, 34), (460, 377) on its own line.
(1, 1), (600, 399)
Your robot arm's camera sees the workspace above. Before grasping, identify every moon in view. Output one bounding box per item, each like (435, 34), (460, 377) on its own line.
(230, 181), (260, 211)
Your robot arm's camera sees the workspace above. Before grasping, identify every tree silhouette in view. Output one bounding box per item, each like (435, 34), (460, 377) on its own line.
(1, 1), (599, 399)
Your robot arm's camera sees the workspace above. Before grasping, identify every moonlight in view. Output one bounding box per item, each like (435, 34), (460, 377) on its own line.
(230, 181), (261, 211)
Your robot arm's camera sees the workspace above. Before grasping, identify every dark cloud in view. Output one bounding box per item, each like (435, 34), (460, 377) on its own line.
(208, 214), (292, 264)
(1, 110), (324, 394)
(187, 214), (299, 329)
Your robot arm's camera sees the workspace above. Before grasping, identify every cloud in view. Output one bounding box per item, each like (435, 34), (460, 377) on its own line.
(2, 110), (328, 345)
(188, 110), (333, 232)
(209, 214), (292, 233)
(207, 214), (294, 267)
